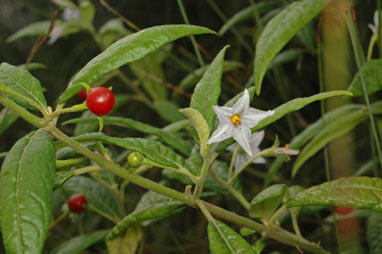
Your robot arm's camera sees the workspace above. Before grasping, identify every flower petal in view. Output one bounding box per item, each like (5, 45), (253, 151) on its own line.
(232, 125), (252, 156)
(232, 89), (250, 114)
(213, 106), (234, 124)
(369, 24), (377, 34)
(241, 110), (274, 128)
(252, 156), (266, 164)
(250, 130), (265, 147)
(207, 123), (232, 144)
(226, 142), (237, 153)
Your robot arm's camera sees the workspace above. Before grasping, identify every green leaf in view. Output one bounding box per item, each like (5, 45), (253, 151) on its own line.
(216, 90), (353, 152)
(0, 107), (18, 135)
(0, 129), (56, 254)
(107, 191), (184, 239)
(348, 59), (382, 96)
(130, 51), (167, 102)
(62, 176), (121, 220)
(51, 229), (110, 254)
(0, 63), (47, 110)
(292, 105), (367, 177)
(107, 225), (143, 254)
(249, 184), (286, 220)
(264, 104), (366, 186)
(6, 20), (63, 43)
(208, 220), (258, 254)
(98, 19), (130, 50)
(59, 133), (187, 169)
(287, 177), (382, 212)
(154, 100), (186, 123)
(60, 24), (216, 102)
(180, 108), (210, 156)
(367, 212), (382, 254)
(219, 1), (279, 36)
(254, 0), (329, 94)
(172, 61), (243, 103)
(190, 45), (229, 131)
(65, 115), (191, 156)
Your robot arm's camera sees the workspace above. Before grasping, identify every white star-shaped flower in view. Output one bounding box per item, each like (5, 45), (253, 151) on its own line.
(227, 130), (266, 172)
(369, 10), (379, 34)
(207, 89), (274, 156)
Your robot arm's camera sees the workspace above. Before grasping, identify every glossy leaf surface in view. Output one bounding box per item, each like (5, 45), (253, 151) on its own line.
(61, 133), (187, 169)
(64, 115), (192, 156)
(254, 0), (328, 94)
(0, 129), (55, 254)
(107, 191), (184, 239)
(0, 107), (18, 135)
(190, 46), (229, 131)
(208, 220), (258, 254)
(348, 59), (382, 96)
(60, 24), (215, 102)
(0, 62), (47, 110)
(288, 177), (382, 212)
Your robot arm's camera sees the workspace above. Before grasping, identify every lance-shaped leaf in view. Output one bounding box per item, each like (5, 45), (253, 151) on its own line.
(292, 105), (368, 177)
(254, 0), (329, 94)
(180, 108), (209, 156)
(57, 133), (187, 169)
(367, 212), (382, 254)
(0, 63), (47, 110)
(60, 24), (216, 102)
(249, 184), (286, 220)
(216, 90), (352, 152)
(107, 191), (184, 240)
(208, 220), (258, 254)
(0, 129), (56, 254)
(190, 45), (229, 131)
(62, 176), (121, 221)
(287, 177), (382, 212)
(6, 20), (63, 43)
(264, 104), (366, 186)
(64, 115), (192, 156)
(348, 59), (382, 96)
(51, 229), (110, 254)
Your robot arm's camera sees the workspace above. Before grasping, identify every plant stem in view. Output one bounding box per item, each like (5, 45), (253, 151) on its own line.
(346, 3), (382, 171)
(73, 166), (102, 176)
(0, 93), (46, 128)
(56, 157), (88, 168)
(49, 210), (69, 230)
(228, 145), (240, 179)
(47, 102), (88, 119)
(176, 0), (205, 67)
(193, 148), (217, 198)
(209, 168), (250, 210)
(367, 34), (378, 62)
(87, 203), (120, 224)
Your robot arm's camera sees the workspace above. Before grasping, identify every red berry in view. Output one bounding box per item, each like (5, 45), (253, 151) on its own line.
(67, 194), (87, 213)
(86, 87), (115, 116)
(333, 206), (353, 215)
(78, 89), (87, 100)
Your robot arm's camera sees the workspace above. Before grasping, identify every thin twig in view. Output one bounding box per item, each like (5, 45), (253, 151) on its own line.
(99, 0), (140, 32)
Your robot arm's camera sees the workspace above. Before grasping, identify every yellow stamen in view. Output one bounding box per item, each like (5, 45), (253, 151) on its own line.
(231, 114), (241, 126)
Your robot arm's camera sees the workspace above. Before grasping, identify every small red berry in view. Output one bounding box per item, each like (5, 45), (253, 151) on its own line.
(334, 206), (353, 215)
(86, 87), (115, 116)
(67, 194), (87, 213)
(78, 89), (88, 100)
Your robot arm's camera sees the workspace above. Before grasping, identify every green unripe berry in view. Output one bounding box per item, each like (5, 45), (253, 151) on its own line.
(127, 152), (144, 167)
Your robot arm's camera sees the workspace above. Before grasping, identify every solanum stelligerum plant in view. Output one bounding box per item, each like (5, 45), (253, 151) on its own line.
(0, 0), (382, 253)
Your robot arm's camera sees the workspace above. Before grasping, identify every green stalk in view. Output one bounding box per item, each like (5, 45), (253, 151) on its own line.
(193, 147), (217, 198)
(209, 169), (250, 210)
(345, 3), (382, 171)
(56, 157), (88, 168)
(0, 93), (46, 128)
(176, 0), (205, 67)
(73, 166), (102, 176)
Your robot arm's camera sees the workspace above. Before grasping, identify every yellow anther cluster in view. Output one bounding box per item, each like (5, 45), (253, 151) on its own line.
(231, 114), (241, 126)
